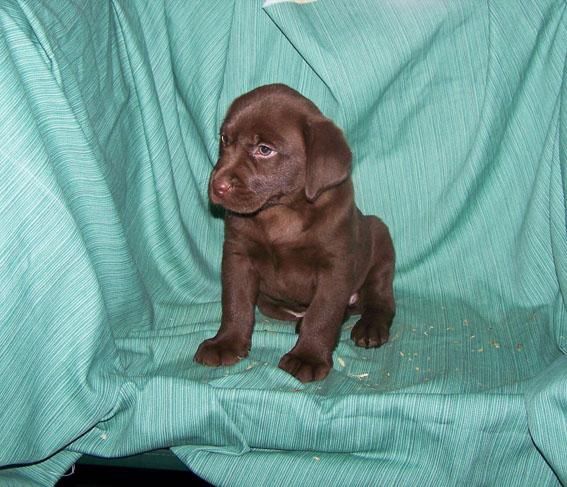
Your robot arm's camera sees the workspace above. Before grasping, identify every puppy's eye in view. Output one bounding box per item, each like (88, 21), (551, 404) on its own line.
(255, 145), (275, 157)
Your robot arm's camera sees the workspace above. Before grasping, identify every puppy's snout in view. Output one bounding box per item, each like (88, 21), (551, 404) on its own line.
(212, 177), (233, 198)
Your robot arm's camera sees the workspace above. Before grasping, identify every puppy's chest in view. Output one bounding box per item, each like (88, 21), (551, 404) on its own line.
(251, 241), (317, 272)
(234, 208), (322, 299)
(258, 207), (306, 244)
(251, 209), (318, 272)
(251, 242), (319, 302)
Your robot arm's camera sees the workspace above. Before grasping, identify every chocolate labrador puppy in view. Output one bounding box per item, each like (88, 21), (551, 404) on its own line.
(194, 84), (395, 382)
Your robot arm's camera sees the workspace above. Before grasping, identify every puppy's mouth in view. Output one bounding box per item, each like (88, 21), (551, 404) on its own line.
(210, 186), (274, 215)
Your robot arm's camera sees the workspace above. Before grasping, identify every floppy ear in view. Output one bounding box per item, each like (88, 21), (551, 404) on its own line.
(304, 119), (352, 202)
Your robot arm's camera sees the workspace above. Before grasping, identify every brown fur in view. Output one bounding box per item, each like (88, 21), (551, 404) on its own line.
(194, 84), (395, 382)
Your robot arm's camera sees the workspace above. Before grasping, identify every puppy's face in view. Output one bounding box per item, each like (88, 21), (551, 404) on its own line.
(210, 100), (306, 214)
(209, 84), (352, 215)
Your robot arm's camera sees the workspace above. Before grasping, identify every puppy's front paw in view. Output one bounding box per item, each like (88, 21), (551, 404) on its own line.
(194, 338), (249, 367)
(351, 313), (390, 348)
(278, 352), (331, 382)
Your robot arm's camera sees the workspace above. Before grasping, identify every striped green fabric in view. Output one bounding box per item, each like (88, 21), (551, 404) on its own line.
(0, 1), (565, 485)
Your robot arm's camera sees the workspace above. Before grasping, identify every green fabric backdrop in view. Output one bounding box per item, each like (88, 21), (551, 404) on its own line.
(0, 1), (565, 485)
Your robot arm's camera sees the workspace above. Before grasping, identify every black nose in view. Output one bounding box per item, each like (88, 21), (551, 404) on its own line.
(212, 178), (232, 198)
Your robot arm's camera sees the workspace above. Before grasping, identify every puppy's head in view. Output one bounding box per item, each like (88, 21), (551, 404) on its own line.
(209, 84), (352, 214)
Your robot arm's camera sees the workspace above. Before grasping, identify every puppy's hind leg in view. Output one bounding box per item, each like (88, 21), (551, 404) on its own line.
(351, 259), (395, 348)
